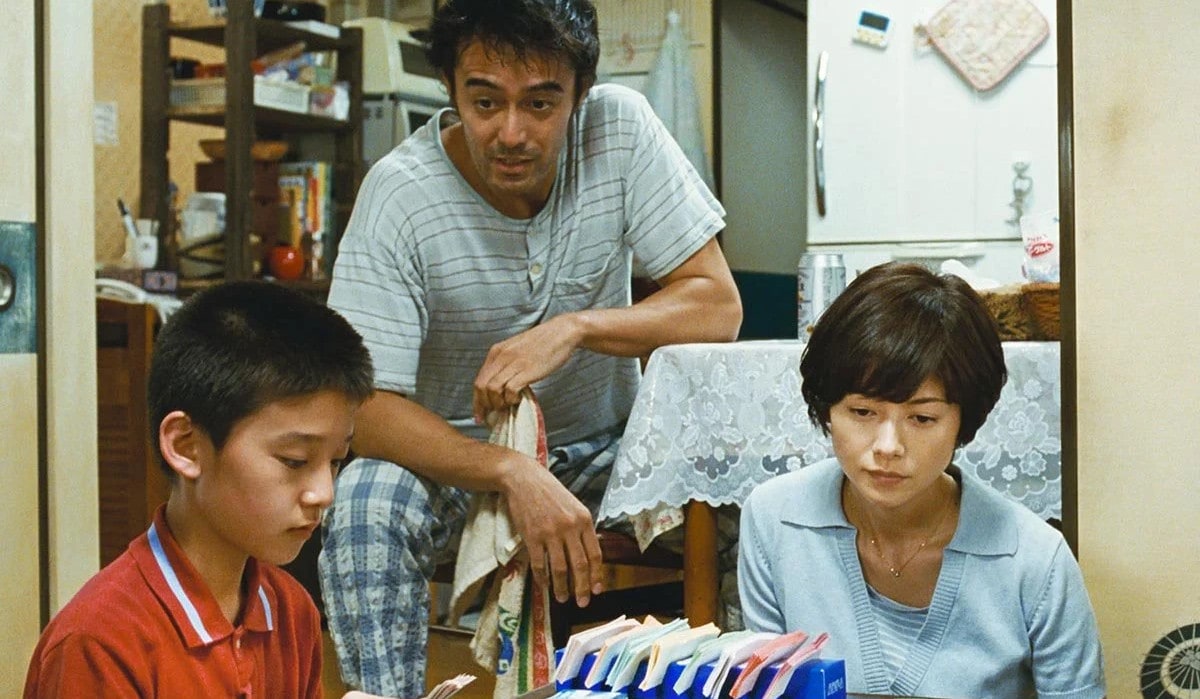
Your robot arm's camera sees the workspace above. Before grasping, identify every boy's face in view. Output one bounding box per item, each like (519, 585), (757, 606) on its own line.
(447, 40), (580, 215)
(829, 376), (961, 511)
(190, 390), (355, 566)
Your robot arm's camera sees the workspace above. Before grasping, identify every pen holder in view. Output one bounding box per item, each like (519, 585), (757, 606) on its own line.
(133, 236), (159, 269)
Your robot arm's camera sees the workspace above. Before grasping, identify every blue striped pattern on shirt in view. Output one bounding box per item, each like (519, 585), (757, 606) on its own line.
(866, 584), (929, 682)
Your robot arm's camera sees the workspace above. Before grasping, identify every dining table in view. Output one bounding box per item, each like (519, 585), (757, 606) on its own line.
(597, 340), (1062, 623)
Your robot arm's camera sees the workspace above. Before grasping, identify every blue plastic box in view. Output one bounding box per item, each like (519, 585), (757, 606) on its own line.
(552, 649), (846, 699)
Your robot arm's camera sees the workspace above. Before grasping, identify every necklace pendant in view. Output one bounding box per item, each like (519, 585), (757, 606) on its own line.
(889, 567), (901, 578)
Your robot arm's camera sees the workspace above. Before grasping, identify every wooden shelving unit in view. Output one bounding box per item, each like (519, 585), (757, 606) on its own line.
(140, 3), (364, 285)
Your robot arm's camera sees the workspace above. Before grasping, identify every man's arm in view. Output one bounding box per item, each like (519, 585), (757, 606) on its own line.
(574, 236), (742, 355)
(472, 237), (742, 417)
(350, 390), (604, 607)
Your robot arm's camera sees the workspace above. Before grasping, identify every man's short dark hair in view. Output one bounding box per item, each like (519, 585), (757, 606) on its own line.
(147, 281), (374, 475)
(800, 262), (1007, 447)
(426, 0), (600, 101)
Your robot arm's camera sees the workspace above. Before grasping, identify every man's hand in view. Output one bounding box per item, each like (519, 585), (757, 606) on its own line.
(500, 453), (604, 607)
(473, 314), (582, 423)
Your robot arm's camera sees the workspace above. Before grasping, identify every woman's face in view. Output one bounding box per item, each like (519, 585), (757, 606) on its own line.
(830, 376), (961, 513)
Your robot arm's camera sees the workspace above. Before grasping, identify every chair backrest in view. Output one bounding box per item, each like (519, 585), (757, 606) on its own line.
(96, 297), (165, 566)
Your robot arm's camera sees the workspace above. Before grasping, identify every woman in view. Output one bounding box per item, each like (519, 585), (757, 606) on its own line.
(738, 262), (1105, 698)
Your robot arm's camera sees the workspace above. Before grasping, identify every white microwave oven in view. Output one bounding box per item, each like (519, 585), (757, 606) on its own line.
(343, 17), (447, 103)
(362, 95), (444, 167)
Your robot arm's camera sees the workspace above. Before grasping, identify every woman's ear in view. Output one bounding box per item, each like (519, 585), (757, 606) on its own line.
(159, 410), (205, 482)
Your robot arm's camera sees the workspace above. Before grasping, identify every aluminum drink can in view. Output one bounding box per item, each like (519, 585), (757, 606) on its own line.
(798, 252), (846, 338)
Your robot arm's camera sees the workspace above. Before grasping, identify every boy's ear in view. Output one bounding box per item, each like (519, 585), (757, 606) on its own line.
(159, 410), (205, 481)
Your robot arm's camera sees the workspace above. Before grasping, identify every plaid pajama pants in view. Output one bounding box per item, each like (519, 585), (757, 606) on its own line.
(318, 431), (621, 698)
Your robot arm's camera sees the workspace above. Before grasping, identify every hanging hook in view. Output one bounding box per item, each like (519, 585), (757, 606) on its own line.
(1007, 161), (1033, 226)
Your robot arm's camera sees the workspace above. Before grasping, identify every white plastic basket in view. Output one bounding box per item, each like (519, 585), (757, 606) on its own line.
(253, 78), (311, 113)
(169, 77), (311, 114)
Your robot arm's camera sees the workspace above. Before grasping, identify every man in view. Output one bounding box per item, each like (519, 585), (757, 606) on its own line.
(320, 0), (743, 695)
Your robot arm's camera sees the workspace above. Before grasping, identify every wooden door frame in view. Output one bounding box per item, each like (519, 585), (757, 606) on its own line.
(1056, 0), (1077, 555)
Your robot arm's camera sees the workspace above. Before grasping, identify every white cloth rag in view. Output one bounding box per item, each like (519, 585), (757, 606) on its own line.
(448, 391), (554, 699)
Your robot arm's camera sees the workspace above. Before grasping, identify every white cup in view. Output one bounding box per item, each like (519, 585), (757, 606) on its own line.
(134, 236), (159, 269)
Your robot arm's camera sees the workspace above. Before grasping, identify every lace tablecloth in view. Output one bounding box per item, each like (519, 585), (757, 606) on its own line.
(598, 340), (1062, 548)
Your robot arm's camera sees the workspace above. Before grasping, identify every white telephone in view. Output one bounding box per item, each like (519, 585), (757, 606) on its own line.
(96, 277), (149, 304)
(95, 278), (183, 322)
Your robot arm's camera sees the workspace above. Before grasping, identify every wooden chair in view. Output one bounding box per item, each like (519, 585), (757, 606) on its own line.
(562, 502), (719, 642)
(96, 297), (167, 566)
(431, 501), (719, 648)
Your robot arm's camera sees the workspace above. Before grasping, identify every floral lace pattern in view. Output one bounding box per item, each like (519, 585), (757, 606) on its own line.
(598, 340), (1062, 548)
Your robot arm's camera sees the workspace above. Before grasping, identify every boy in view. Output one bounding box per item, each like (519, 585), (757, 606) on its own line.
(24, 281), (383, 698)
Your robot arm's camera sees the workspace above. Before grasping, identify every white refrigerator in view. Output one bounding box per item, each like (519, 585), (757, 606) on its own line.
(804, 0), (1059, 284)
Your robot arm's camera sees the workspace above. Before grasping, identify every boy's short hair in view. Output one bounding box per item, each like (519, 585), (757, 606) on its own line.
(147, 281), (374, 475)
(800, 262), (1006, 447)
(427, 0), (600, 100)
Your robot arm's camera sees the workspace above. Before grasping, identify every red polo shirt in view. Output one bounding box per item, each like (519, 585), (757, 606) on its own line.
(24, 505), (323, 698)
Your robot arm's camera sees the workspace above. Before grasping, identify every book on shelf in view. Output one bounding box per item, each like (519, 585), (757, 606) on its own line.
(278, 161), (331, 241)
(278, 161), (334, 276)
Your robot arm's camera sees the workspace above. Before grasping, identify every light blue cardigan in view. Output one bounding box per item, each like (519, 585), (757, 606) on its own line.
(738, 458), (1106, 698)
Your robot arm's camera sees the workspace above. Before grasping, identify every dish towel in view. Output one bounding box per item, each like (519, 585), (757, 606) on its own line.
(448, 390), (554, 699)
(643, 10), (714, 190)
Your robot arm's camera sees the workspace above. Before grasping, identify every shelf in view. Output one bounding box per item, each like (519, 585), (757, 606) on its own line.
(144, 3), (362, 291)
(167, 105), (353, 132)
(177, 277), (331, 296)
(169, 18), (353, 52)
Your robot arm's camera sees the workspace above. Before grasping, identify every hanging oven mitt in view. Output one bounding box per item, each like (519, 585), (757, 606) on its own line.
(920, 0), (1049, 91)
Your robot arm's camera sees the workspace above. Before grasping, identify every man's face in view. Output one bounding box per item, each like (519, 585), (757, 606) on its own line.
(448, 40), (580, 216)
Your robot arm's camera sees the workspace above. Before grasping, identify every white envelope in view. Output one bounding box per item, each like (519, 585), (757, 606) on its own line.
(701, 632), (778, 698)
(553, 616), (640, 684)
(759, 633), (830, 699)
(606, 618), (691, 691)
(728, 629), (810, 698)
(638, 623), (720, 690)
(584, 617), (663, 688)
(672, 630), (758, 695)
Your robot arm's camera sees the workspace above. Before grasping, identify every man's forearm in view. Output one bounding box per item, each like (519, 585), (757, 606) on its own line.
(569, 276), (740, 357)
(350, 390), (526, 492)
(567, 239), (742, 358)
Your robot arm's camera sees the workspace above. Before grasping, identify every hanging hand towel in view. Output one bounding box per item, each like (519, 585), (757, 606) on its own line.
(448, 390), (554, 699)
(643, 10), (714, 189)
(922, 0), (1049, 91)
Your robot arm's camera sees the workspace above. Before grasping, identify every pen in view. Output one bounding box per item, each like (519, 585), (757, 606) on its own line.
(117, 198), (140, 243)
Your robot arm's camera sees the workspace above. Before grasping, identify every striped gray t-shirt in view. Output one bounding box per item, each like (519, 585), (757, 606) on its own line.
(328, 83), (725, 446)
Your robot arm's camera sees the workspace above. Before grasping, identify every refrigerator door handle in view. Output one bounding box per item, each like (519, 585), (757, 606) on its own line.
(813, 51), (829, 218)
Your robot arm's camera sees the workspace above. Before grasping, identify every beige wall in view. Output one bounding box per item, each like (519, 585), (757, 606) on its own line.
(1072, 2), (1200, 695)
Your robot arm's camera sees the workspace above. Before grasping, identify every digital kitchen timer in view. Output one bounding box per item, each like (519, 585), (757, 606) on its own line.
(852, 10), (891, 48)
